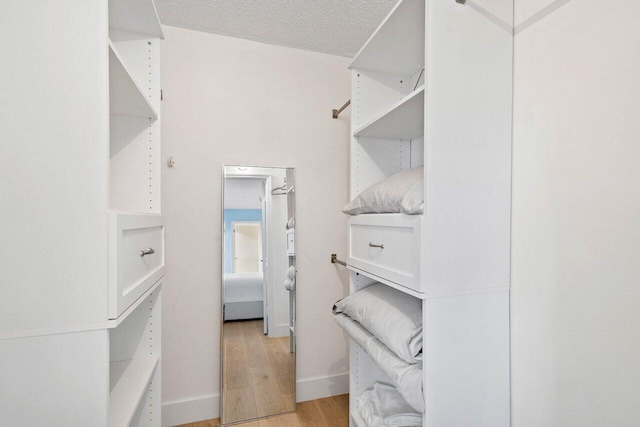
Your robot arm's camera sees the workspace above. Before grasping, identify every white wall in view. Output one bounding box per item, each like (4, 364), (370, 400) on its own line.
(223, 178), (263, 209)
(512, 1), (640, 425)
(160, 26), (351, 426)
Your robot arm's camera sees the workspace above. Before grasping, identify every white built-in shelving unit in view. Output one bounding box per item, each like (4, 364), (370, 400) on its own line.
(110, 356), (159, 427)
(346, 0), (513, 426)
(350, 0), (425, 76)
(109, 42), (159, 120)
(0, 0), (165, 425)
(352, 85), (424, 140)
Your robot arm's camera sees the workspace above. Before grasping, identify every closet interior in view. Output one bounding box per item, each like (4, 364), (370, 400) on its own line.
(2, 0), (516, 425)
(1, 0), (165, 425)
(336, 0), (514, 425)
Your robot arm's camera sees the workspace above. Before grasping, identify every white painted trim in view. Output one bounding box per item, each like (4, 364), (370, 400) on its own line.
(0, 320), (112, 342)
(162, 394), (219, 427)
(268, 323), (291, 338)
(425, 286), (511, 300)
(296, 372), (349, 403)
(161, 373), (349, 426)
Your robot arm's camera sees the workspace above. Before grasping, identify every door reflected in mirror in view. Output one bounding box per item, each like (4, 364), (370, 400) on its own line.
(221, 165), (296, 426)
(232, 222), (261, 273)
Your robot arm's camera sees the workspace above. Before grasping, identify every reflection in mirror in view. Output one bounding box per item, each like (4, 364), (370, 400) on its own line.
(221, 165), (296, 426)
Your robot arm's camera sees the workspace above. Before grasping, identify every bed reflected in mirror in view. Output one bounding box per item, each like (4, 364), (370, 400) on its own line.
(221, 165), (296, 426)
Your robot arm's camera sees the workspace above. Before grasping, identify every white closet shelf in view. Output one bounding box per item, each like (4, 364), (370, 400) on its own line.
(348, 265), (426, 300)
(109, 41), (159, 120)
(109, 356), (159, 427)
(109, 0), (164, 39)
(349, 0), (425, 76)
(110, 278), (162, 328)
(353, 86), (424, 140)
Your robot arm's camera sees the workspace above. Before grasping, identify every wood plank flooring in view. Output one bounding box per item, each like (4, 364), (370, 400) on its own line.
(222, 320), (295, 424)
(175, 394), (349, 427)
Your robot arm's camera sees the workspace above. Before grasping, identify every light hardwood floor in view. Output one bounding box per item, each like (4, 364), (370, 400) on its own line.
(176, 394), (349, 427)
(222, 319), (295, 423)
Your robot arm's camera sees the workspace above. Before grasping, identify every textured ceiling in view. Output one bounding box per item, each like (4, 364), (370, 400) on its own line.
(154, 0), (397, 57)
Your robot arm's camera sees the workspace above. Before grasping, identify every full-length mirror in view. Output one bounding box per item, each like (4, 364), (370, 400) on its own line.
(221, 165), (296, 425)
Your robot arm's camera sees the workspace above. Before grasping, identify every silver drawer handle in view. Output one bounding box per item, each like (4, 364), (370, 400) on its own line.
(368, 242), (384, 249)
(140, 248), (155, 257)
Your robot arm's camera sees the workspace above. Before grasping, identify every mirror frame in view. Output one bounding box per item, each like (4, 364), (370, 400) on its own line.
(220, 164), (296, 426)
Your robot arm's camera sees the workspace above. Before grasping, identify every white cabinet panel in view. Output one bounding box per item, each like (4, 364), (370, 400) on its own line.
(424, 291), (510, 427)
(0, 330), (110, 426)
(423, 0), (512, 296)
(0, 0), (109, 334)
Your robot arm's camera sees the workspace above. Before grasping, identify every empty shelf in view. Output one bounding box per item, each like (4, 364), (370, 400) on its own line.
(109, 0), (164, 39)
(353, 86), (424, 140)
(350, 0), (425, 76)
(109, 356), (159, 427)
(109, 41), (158, 120)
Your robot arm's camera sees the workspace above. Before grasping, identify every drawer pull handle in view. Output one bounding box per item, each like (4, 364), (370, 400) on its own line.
(140, 248), (155, 257)
(368, 242), (384, 249)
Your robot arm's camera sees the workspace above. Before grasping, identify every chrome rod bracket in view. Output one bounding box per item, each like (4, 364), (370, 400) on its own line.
(332, 99), (351, 119)
(331, 253), (347, 267)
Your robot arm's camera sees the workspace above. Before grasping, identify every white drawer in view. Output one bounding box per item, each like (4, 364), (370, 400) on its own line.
(109, 213), (165, 319)
(348, 214), (422, 292)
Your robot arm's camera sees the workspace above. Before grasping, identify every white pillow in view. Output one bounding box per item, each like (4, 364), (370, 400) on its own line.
(343, 166), (424, 215)
(401, 179), (424, 214)
(333, 283), (423, 364)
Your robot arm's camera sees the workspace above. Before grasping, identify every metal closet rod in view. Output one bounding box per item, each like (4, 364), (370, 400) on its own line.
(331, 253), (347, 267)
(332, 100), (351, 119)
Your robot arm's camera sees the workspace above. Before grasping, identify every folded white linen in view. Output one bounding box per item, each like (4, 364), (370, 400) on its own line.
(333, 283), (422, 364)
(286, 265), (296, 281)
(286, 217), (295, 229)
(358, 384), (423, 427)
(371, 382), (422, 425)
(334, 313), (424, 412)
(284, 265), (296, 291)
(357, 389), (384, 427)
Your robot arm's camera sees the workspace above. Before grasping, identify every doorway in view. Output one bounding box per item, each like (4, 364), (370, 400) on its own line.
(232, 222), (262, 273)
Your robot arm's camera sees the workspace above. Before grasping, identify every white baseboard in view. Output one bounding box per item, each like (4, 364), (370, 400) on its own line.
(161, 373), (349, 426)
(162, 394), (219, 427)
(296, 372), (349, 402)
(268, 323), (291, 338)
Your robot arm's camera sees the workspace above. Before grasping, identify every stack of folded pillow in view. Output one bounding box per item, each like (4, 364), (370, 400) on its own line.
(358, 382), (422, 427)
(332, 283), (424, 420)
(342, 166), (424, 215)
